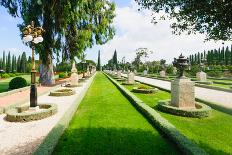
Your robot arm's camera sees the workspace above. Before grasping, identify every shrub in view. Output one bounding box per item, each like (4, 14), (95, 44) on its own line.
(8, 73), (16, 77)
(207, 70), (223, 78)
(59, 73), (66, 78)
(1, 73), (10, 78)
(9, 77), (28, 90)
(137, 84), (152, 90)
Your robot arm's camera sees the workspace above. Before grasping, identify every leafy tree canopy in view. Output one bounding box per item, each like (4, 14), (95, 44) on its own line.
(136, 0), (232, 41)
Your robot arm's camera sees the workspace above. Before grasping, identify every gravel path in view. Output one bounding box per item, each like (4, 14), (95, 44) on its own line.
(0, 75), (95, 155)
(122, 74), (232, 108)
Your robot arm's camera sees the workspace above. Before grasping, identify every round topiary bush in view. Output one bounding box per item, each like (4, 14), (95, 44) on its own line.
(9, 77), (28, 90)
(59, 72), (66, 78)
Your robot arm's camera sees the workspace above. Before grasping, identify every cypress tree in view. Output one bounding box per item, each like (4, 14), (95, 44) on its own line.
(2, 51), (6, 71)
(6, 52), (11, 73)
(221, 46), (225, 65)
(97, 50), (101, 71)
(225, 46), (229, 66)
(17, 55), (21, 73)
(0, 58), (2, 70)
(230, 45), (232, 65)
(20, 52), (27, 73)
(113, 50), (118, 69)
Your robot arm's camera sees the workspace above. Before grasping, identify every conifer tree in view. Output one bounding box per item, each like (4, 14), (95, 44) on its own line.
(97, 50), (101, 71)
(2, 51), (6, 71)
(6, 52), (11, 73)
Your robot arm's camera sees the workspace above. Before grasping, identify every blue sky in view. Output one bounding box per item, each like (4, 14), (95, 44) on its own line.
(0, 1), (231, 64)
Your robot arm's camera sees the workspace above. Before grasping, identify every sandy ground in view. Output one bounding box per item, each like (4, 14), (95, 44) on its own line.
(0, 75), (95, 155)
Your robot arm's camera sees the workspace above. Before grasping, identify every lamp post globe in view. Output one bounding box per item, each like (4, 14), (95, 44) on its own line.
(22, 21), (44, 108)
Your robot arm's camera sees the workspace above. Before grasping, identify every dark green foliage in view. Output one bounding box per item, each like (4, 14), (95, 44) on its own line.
(6, 52), (11, 73)
(97, 50), (101, 71)
(9, 77), (27, 90)
(136, 0), (232, 41)
(58, 73), (66, 78)
(207, 70), (223, 78)
(113, 49), (118, 69)
(1, 73), (10, 78)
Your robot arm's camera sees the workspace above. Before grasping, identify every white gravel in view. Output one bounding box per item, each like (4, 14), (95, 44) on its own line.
(122, 74), (232, 108)
(0, 75), (95, 155)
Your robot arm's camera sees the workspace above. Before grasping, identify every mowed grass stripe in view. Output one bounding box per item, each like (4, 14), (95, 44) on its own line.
(123, 84), (232, 155)
(53, 73), (179, 155)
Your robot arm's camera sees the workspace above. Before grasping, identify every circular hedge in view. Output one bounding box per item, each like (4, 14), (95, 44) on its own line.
(9, 77), (28, 90)
(157, 100), (212, 118)
(132, 87), (158, 94)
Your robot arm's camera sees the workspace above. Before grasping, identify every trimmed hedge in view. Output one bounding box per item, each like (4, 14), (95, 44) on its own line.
(195, 81), (213, 85)
(213, 81), (232, 85)
(104, 72), (207, 155)
(157, 100), (211, 118)
(9, 77), (28, 90)
(132, 87), (158, 94)
(1, 73), (10, 78)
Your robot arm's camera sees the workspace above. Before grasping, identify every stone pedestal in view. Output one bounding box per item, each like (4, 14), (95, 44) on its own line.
(173, 67), (177, 75)
(117, 71), (122, 78)
(196, 71), (207, 81)
(143, 70), (148, 75)
(171, 78), (195, 108)
(70, 62), (78, 86)
(160, 70), (166, 77)
(127, 72), (135, 84)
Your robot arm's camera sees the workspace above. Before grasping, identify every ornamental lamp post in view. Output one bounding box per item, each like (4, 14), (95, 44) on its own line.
(22, 21), (44, 108)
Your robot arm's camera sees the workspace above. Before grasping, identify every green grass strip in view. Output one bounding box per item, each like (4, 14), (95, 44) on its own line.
(121, 79), (232, 155)
(53, 72), (179, 155)
(105, 73), (207, 155)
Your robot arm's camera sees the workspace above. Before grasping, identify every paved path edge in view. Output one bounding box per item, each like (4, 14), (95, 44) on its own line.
(123, 74), (232, 116)
(104, 72), (207, 155)
(34, 73), (96, 155)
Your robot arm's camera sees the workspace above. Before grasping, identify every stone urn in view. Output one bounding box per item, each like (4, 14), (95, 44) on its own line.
(159, 70), (166, 77)
(196, 71), (207, 81)
(127, 72), (135, 84)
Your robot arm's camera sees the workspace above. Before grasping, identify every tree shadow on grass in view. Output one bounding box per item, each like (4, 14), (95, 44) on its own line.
(53, 127), (180, 155)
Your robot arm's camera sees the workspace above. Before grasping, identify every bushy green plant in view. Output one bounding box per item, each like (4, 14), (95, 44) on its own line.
(1, 73), (10, 78)
(8, 73), (16, 77)
(207, 70), (223, 78)
(59, 72), (66, 78)
(9, 77), (27, 90)
(138, 84), (152, 90)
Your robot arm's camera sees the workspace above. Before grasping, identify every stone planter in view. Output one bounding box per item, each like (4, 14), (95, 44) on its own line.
(132, 87), (158, 94)
(50, 89), (75, 97)
(157, 100), (211, 118)
(6, 104), (57, 122)
(65, 83), (82, 88)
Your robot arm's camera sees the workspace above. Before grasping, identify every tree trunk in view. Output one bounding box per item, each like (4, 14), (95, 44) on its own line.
(39, 54), (55, 85)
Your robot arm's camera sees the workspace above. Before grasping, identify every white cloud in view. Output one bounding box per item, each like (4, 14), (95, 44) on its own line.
(87, 1), (232, 64)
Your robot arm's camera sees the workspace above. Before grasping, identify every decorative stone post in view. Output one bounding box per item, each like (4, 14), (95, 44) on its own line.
(127, 72), (135, 84)
(159, 70), (166, 77)
(171, 54), (195, 108)
(143, 70), (148, 76)
(117, 70), (122, 78)
(173, 67), (177, 75)
(70, 62), (79, 87)
(196, 60), (207, 81)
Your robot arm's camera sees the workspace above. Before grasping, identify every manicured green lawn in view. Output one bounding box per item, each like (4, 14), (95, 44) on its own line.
(0, 75), (31, 93)
(123, 84), (232, 155)
(0, 74), (59, 93)
(53, 73), (179, 155)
